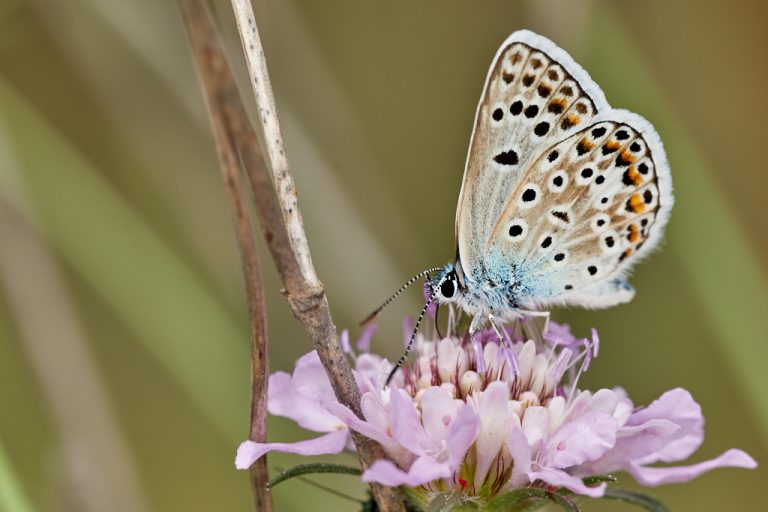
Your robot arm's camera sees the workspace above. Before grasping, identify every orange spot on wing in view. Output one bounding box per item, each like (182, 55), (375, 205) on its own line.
(628, 224), (640, 243)
(567, 113), (580, 126)
(577, 138), (593, 154)
(604, 140), (621, 152)
(620, 150), (637, 164)
(628, 166), (642, 186)
(627, 194), (645, 213)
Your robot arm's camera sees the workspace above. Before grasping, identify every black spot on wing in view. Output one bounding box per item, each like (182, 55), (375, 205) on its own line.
(494, 150), (518, 165)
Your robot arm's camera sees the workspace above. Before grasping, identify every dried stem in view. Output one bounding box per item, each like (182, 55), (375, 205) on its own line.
(228, 1), (405, 510)
(177, 2), (272, 510)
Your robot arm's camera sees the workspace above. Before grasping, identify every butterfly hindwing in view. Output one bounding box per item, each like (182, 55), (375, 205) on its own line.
(456, 30), (608, 284)
(485, 111), (672, 309)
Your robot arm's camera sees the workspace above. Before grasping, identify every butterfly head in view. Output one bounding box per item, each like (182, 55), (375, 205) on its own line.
(431, 262), (466, 305)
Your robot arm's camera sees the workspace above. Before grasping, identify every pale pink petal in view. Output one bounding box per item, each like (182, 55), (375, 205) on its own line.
(522, 405), (549, 449)
(420, 386), (459, 441)
(507, 423), (532, 487)
(529, 468), (606, 498)
(234, 429), (349, 470)
(585, 389), (620, 416)
(362, 456), (451, 487)
(292, 351), (336, 403)
(446, 404), (481, 465)
(627, 449), (757, 486)
(340, 329), (352, 354)
(474, 382), (511, 489)
(355, 354), (393, 393)
(323, 400), (411, 466)
(267, 372), (342, 432)
(543, 411), (617, 468)
(360, 392), (388, 430)
(322, 401), (396, 453)
(627, 388), (703, 464)
(356, 324), (377, 352)
(388, 389), (429, 454)
(618, 419), (680, 439)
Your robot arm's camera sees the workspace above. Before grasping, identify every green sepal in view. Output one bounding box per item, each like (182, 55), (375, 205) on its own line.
(581, 474), (618, 487)
(486, 487), (580, 512)
(598, 488), (669, 512)
(424, 492), (478, 512)
(268, 462), (361, 488)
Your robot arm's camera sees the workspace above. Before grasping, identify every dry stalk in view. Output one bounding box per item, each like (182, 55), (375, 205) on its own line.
(178, 1), (272, 510)
(227, 0), (405, 510)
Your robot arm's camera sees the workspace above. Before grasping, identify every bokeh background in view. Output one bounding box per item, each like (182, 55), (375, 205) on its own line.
(0, 0), (766, 510)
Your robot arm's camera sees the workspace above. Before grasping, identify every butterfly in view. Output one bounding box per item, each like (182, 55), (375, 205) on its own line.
(366, 30), (673, 380)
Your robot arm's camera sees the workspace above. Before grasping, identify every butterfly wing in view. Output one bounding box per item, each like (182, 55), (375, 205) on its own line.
(456, 30), (609, 285)
(485, 110), (673, 309)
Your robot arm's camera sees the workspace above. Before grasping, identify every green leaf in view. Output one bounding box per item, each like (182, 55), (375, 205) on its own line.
(486, 487), (580, 512)
(268, 463), (361, 488)
(600, 488), (669, 512)
(546, 492), (580, 512)
(582, 474), (618, 487)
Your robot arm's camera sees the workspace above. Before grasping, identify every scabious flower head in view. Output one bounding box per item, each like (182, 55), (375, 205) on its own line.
(236, 317), (755, 508)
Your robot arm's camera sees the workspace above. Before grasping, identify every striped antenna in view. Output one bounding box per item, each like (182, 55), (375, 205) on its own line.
(360, 267), (442, 326)
(385, 273), (447, 386)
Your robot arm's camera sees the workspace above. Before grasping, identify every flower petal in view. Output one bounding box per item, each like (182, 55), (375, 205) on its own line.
(292, 351), (336, 403)
(357, 324), (377, 352)
(507, 423), (532, 487)
(474, 381), (511, 489)
(323, 400), (394, 450)
(323, 399), (411, 466)
(234, 429), (349, 470)
(389, 389), (429, 454)
(627, 449), (757, 486)
(362, 456), (452, 487)
(529, 468), (606, 498)
(420, 386), (459, 441)
(543, 410), (617, 468)
(522, 405), (549, 449)
(268, 372), (343, 432)
(582, 388), (704, 477)
(626, 388), (703, 464)
(447, 404), (480, 466)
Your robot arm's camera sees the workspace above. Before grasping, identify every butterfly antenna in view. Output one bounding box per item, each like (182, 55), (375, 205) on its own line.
(385, 275), (445, 386)
(360, 267), (442, 326)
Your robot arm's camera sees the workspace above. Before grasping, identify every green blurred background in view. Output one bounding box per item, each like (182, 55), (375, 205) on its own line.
(0, 0), (766, 510)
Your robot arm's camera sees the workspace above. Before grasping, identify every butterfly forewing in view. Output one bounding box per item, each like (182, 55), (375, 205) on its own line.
(456, 31), (608, 284)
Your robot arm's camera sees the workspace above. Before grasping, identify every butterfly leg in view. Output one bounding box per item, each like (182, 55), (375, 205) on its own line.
(488, 313), (520, 379)
(468, 313), (487, 373)
(519, 309), (550, 344)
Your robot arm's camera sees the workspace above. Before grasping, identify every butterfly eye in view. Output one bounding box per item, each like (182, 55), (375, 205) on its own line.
(440, 279), (456, 299)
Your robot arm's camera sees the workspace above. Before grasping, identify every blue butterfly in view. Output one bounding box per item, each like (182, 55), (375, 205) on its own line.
(367, 30), (673, 381)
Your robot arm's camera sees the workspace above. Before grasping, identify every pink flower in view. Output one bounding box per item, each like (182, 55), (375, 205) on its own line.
(235, 321), (756, 503)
